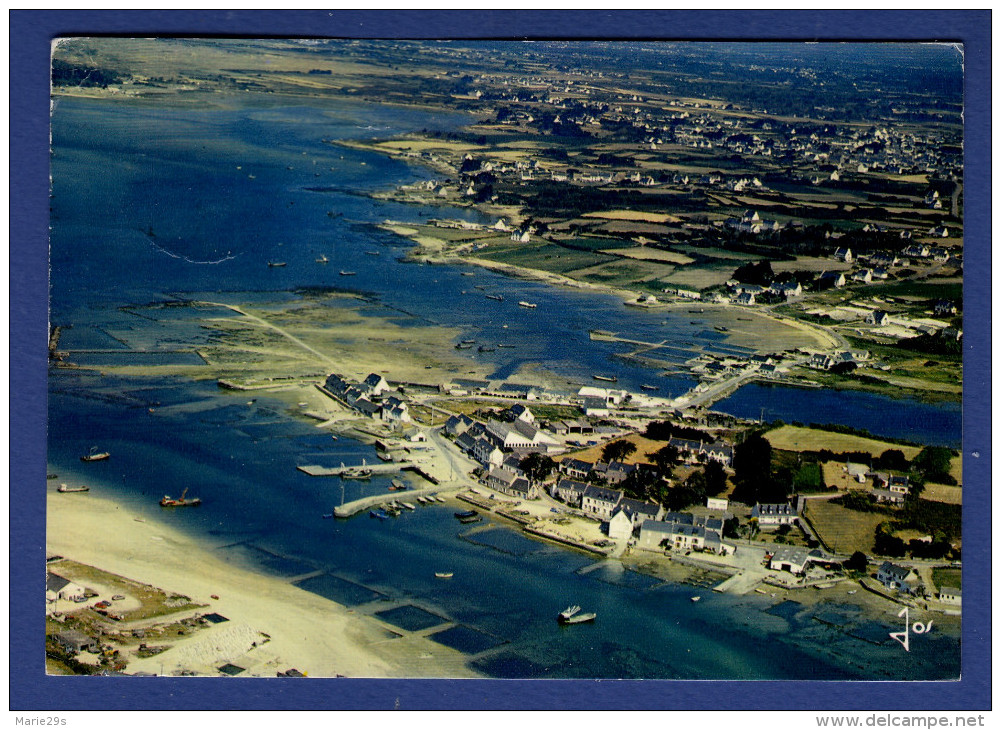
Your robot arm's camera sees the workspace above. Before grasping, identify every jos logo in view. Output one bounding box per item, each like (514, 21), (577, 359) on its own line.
(889, 607), (933, 652)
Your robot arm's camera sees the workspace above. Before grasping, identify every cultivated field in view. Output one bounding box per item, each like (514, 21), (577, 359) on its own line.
(765, 425), (923, 460)
(921, 483), (962, 505)
(802, 499), (884, 554)
(606, 247), (695, 265)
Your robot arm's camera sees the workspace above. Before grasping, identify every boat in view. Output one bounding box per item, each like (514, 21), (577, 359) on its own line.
(461, 339), (476, 344)
(558, 605), (596, 625)
(160, 488), (202, 508)
(496, 343), (515, 349)
(369, 509), (389, 520)
(400, 501), (416, 511)
(461, 272), (475, 277)
(81, 448), (110, 462)
(640, 384), (659, 391)
(435, 496), (446, 503)
(364, 251), (380, 256)
(478, 346), (495, 353)
(592, 374), (618, 383)
(321, 513), (334, 519)
(435, 572), (454, 579)
(454, 510), (478, 519)
(339, 270), (357, 276)
(715, 326), (729, 332)
(315, 255), (329, 264)
(455, 343), (473, 350)
(57, 484), (90, 493)
(485, 294), (504, 301)
(391, 478), (405, 490)
(691, 596), (701, 603)
(267, 261), (287, 268)
(344, 469), (372, 480)
(518, 301), (537, 309)
(847, 589), (858, 595)
(688, 309), (705, 314)
(458, 515), (482, 524)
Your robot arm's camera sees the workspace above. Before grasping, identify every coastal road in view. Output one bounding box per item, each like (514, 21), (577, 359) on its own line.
(196, 301), (337, 368)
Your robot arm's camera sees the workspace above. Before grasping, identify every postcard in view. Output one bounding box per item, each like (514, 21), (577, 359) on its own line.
(12, 10), (990, 713)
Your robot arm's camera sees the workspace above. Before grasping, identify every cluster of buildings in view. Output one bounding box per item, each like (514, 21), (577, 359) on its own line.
(875, 561), (961, 606)
(841, 463), (913, 505)
(321, 373), (412, 425)
(444, 405), (564, 499)
(552, 474), (737, 555)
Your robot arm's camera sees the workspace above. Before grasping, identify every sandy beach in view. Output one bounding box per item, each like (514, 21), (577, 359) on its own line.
(46, 489), (481, 678)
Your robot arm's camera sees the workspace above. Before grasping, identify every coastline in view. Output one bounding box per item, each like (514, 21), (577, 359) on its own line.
(46, 487), (482, 678)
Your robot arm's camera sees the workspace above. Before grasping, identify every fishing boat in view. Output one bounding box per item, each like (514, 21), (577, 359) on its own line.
(435, 572), (454, 579)
(454, 510), (478, 519)
(485, 294), (504, 301)
(57, 484), (90, 493)
(558, 605), (596, 625)
(267, 261), (287, 268)
(400, 501), (416, 511)
(339, 270), (357, 276)
(640, 384), (659, 391)
(518, 301), (537, 309)
(592, 374), (618, 383)
(315, 255), (329, 264)
(80, 448), (110, 462)
(160, 488), (202, 508)
(369, 509), (389, 520)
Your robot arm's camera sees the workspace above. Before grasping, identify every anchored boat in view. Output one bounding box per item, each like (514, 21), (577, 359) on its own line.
(435, 572), (454, 579)
(558, 605), (596, 625)
(81, 448), (110, 462)
(592, 374), (618, 383)
(57, 484), (90, 493)
(160, 488), (201, 507)
(518, 301), (537, 309)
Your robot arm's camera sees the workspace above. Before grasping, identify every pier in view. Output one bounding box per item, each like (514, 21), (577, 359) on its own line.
(297, 462), (415, 477)
(333, 485), (459, 518)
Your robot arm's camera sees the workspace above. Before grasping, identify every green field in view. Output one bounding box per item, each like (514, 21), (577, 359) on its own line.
(802, 499), (884, 554)
(478, 242), (616, 274)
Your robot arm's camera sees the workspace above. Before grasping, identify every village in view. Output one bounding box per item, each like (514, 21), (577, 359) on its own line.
(303, 366), (961, 613)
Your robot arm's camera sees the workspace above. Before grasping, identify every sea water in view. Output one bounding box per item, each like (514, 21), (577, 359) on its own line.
(48, 94), (960, 679)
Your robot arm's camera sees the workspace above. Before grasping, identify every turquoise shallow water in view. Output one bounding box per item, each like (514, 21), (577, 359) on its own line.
(47, 94), (960, 679)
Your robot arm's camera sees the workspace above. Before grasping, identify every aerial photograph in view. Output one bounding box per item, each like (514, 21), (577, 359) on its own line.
(45, 38), (964, 680)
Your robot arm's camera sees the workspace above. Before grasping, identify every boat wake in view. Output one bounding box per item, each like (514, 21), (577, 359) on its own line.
(144, 236), (237, 265)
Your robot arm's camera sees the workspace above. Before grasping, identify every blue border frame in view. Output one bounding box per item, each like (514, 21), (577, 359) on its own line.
(11, 9), (990, 711)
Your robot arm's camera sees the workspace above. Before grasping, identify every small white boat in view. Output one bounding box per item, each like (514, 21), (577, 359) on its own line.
(80, 448), (110, 462)
(518, 301), (537, 309)
(400, 502), (416, 511)
(316, 255), (329, 264)
(435, 572), (454, 579)
(57, 484), (90, 493)
(691, 596), (701, 603)
(557, 605), (596, 625)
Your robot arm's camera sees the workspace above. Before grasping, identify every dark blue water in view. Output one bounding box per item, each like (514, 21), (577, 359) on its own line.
(48, 94), (960, 679)
(715, 383), (962, 448)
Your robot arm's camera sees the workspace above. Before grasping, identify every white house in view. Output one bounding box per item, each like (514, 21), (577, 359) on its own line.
(768, 546), (827, 575)
(607, 509), (634, 541)
(876, 561), (919, 593)
(580, 485), (623, 520)
(938, 586), (962, 606)
(46, 573), (86, 603)
(751, 503), (798, 529)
